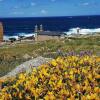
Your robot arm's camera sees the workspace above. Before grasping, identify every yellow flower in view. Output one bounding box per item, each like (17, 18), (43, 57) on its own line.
(44, 95), (49, 100)
(90, 93), (97, 99)
(94, 87), (100, 93)
(51, 60), (57, 67)
(19, 92), (23, 99)
(44, 91), (55, 100)
(56, 57), (61, 62)
(88, 74), (92, 80)
(50, 75), (57, 81)
(86, 94), (91, 99)
(96, 57), (100, 62)
(69, 70), (73, 75)
(75, 84), (80, 90)
(82, 69), (87, 73)
(25, 95), (31, 100)
(18, 73), (26, 82)
(70, 94), (74, 100)
(82, 96), (86, 100)
(84, 80), (89, 86)
(70, 75), (74, 80)
(48, 80), (53, 86)
(41, 68), (49, 76)
(57, 79), (62, 88)
(95, 74), (100, 79)
(0, 53), (99, 99)
(4, 93), (12, 100)
(79, 59), (84, 64)
(60, 89), (68, 95)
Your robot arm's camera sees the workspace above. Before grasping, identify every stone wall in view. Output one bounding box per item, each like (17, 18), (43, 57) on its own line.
(0, 22), (3, 42)
(37, 35), (60, 41)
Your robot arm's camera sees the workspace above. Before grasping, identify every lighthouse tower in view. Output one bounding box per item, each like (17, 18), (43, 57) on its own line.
(40, 24), (43, 32)
(0, 22), (3, 42)
(34, 25), (38, 33)
(34, 25), (38, 41)
(76, 27), (80, 35)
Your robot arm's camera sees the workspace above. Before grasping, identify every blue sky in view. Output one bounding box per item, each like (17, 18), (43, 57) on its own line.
(0, 0), (100, 17)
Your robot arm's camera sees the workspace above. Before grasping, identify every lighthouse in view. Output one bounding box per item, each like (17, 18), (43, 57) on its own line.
(34, 25), (38, 41)
(0, 22), (3, 42)
(34, 25), (38, 33)
(76, 27), (80, 35)
(40, 24), (43, 32)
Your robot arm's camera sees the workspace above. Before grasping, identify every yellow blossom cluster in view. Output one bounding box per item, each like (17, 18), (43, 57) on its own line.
(0, 54), (100, 100)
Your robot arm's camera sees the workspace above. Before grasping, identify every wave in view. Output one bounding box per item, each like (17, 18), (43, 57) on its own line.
(3, 28), (100, 40)
(65, 28), (100, 35)
(3, 36), (19, 41)
(4, 33), (35, 41)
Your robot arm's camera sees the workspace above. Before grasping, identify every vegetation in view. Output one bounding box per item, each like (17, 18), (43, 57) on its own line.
(0, 52), (100, 99)
(0, 36), (100, 77)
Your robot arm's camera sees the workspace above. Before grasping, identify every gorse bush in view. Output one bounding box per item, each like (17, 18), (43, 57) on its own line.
(0, 52), (100, 100)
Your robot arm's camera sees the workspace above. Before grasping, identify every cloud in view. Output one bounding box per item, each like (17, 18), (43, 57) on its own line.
(31, 2), (36, 6)
(31, 12), (36, 15)
(12, 11), (24, 15)
(51, 0), (56, 2)
(0, 0), (3, 2)
(41, 9), (47, 14)
(13, 6), (19, 9)
(82, 2), (89, 6)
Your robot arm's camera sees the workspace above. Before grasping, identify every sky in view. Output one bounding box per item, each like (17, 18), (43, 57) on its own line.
(0, 0), (100, 17)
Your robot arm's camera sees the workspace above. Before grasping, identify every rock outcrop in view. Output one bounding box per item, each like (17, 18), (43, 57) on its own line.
(0, 56), (53, 79)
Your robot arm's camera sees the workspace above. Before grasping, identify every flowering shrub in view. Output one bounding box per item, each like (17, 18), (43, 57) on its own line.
(0, 52), (100, 100)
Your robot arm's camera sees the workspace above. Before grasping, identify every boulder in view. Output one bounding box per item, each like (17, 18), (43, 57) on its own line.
(0, 56), (53, 79)
(23, 54), (31, 60)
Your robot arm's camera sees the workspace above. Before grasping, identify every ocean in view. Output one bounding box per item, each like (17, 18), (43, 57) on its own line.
(0, 15), (100, 40)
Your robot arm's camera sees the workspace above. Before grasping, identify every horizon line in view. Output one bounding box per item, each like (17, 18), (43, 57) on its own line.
(0, 14), (100, 19)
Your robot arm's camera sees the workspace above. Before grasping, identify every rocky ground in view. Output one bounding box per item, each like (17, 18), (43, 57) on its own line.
(0, 56), (53, 79)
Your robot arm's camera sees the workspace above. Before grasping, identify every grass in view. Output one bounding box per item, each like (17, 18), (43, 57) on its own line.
(0, 36), (100, 77)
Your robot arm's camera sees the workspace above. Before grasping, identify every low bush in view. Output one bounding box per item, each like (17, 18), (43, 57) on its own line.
(0, 52), (100, 100)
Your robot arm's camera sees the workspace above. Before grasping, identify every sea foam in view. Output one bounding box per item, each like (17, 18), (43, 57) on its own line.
(66, 28), (100, 35)
(3, 33), (35, 41)
(3, 28), (100, 41)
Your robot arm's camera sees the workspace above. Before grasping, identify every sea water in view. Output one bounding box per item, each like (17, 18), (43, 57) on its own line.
(0, 15), (100, 40)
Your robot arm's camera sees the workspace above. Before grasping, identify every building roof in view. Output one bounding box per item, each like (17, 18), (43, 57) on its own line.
(38, 31), (65, 36)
